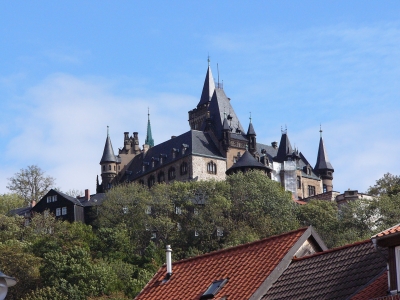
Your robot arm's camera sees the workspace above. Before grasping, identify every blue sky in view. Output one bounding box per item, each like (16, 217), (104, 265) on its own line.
(1, 1), (399, 195)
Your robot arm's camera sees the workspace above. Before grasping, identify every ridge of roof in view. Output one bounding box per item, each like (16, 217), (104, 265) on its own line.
(170, 227), (309, 267)
(293, 238), (372, 261)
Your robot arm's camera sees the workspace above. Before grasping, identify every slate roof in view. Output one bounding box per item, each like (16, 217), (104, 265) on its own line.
(247, 121), (256, 136)
(78, 193), (106, 207)
(136, 227), (324, 300)
(120, 130), (224, 182)
(255, 142), (278, 162)
(262, 240), (387, 300)
(53, 189), (83, 206)
(275, 133), (293, 163)
(197, 65), (216, 108)
(205, 88), (245, 139)
(314, 136), (334, 171)
(8, 206), (31, 216)
(226, 150), (270, 174)
(100, 134), (117, 163)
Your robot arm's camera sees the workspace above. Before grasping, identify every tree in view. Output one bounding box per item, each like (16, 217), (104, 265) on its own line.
(367, 173), (400, 197)
(0, 193), (25, 215)
(7, 165), (56, 205)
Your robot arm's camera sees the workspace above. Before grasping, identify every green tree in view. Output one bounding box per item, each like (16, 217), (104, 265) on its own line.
(7, 165), (56, 205)
(297, 200), (340, 247)
(0, 193), (25, 215)
(367, 173), (400, 197)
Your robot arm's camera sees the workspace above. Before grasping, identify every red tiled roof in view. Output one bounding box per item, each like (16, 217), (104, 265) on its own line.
(293, 200), (307, 205)
(375, 223), (400, 238)
(351, 271), (388, 300)
(136, 227), (310, 300)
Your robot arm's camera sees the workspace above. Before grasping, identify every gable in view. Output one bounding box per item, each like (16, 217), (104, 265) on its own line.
(136, 227), (325, 300)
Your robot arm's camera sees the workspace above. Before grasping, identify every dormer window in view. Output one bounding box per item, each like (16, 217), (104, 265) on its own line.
(200, 278), (228, 299)
(181, 144), (189, 155)
(159, 154), (167, 164)
(172, 148), (179, 159)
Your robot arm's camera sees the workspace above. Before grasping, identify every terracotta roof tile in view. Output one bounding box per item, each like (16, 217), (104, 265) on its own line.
(263, 240), (387, 300)
(351, 271), (388, 300)
(136, 228), (309, 300)
(375, 223), (400, 238)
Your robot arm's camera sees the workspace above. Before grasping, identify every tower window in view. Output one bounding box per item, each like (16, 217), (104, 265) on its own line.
(297, 176), (301, 189)
(109, 165), (111, 171)
(168, 167), (176, 180)
(323, 184), (327, 193)
(207, 161), (217, 174)
(103, 165), (105, 171)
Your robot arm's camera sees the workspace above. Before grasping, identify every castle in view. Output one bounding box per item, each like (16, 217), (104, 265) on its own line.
(97, 62), (334, 199)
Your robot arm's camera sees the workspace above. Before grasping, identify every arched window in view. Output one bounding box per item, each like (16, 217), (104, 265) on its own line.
(158, 171), (165, 183)
(103, 165), (105, 171)
(180, 162), (188, 175)
(109, 165), (111, 171)
(168, 167), (176, 180)
(148, 175), (155, 188)
(207, 161), (217, 174)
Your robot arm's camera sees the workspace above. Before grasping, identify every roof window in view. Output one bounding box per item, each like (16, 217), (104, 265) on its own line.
(200, 278), (228, 299)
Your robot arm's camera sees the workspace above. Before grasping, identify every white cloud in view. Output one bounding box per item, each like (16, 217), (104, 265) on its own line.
(0, 73), (195, 194)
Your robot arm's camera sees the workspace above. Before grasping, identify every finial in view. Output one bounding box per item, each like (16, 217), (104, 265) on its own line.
(249, 112), (252, 123)
(148, 107), (150, 119)
(107, 125), (109, 136)
(319, 124), (323, 137)
(207, 54), (210, 66)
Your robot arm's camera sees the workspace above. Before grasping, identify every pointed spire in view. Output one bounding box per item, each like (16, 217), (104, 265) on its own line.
(197, 58), (216, 107)
(247, 112), (256, 136)
(100, 126), (117, 163)
(145, 108), (154, 147)
(275, 129), (293, 162)
(315, 126), (333, 171)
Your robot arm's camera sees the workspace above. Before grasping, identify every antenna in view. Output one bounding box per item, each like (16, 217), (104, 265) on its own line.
(217, 63), (220, 88)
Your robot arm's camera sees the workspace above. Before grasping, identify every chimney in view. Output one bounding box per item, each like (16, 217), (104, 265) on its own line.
(171, 136), (176, 139)
(271, 141), (278, 149)
(85, 189), (90, 201)
(166, 245), (172, 278)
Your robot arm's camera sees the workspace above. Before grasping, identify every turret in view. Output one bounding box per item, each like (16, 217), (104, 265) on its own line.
(222, 112), (231, 152)
(314, 126), (334, 192)
(247, 113), (256, 155)
(275, 128), (294, 163)
(100, 126), (118, 190)
(145, 109), (154, 147)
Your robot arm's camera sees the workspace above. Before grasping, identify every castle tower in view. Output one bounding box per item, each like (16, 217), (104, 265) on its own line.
(188, 58), (216, 130)
(145, 109), (154, 147)
(247, 114), (256, 155)
(314, 127), (334, 192)
(100, 126), (118, 190)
